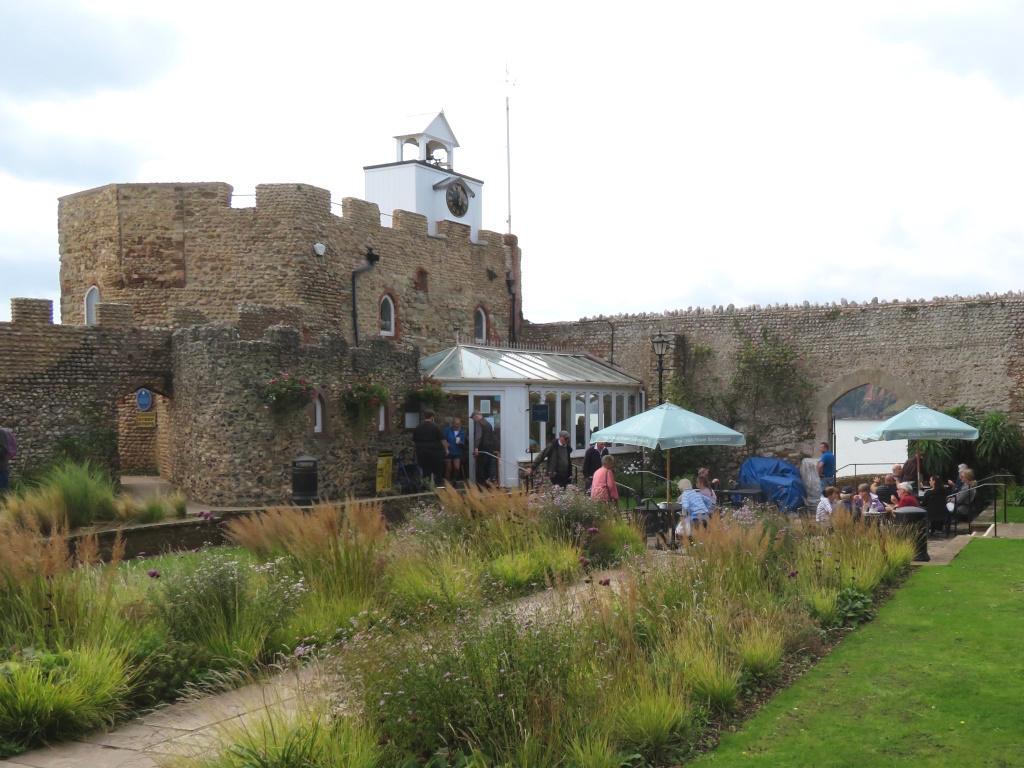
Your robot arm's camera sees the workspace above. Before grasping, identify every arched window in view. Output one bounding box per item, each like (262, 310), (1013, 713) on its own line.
(313, 395), (324, 433)
(380, 294), (395, 337)
(474, 307), (487, 343)
(84, 285), (100, 326)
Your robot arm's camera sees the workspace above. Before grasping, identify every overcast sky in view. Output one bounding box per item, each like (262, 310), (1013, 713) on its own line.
(2, 0), (1024, 324)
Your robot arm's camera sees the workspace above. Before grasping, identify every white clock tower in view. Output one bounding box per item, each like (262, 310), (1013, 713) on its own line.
(364, 112), (484, 241)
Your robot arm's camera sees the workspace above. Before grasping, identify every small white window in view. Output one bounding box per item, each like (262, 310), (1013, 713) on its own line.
(313, 396), (324, 433)
(474, 307), (487, 343)
(84, 286), (100, 326)
(380, 295), (395, 337)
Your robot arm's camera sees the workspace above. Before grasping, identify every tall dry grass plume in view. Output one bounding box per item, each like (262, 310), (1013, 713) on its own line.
(226, 499), (387, 598)
(435, 484), (535, 523)
(1, 487), (68, 533)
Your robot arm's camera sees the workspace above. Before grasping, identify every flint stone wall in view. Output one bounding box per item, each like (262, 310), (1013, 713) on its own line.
(0, 299), (173, 477)
(521, 293), (1024, 464)
(171, 319), (421, 505)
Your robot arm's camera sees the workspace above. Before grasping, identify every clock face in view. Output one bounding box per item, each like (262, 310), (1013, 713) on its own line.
(446, 181), (469, 218)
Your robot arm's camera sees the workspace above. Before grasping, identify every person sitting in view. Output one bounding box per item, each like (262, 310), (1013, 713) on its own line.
(947, 464), (969, 492)
(885, 482), (919, 513)
(899, 456), (920, 487)
(950, 468), (978, 530)
(870, 476), (882, 493)
(874, 474), (898, 506)
(695, 474), (718, 507)
(678, 478), (713, 530)
(834, 486), (856, 517)
(922, 475), (952, 533)
(855, 483), (886, 516)
(816, 486), (838, 524)
(590, 455), (619, 507)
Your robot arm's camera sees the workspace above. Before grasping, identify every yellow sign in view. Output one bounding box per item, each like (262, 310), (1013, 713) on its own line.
(376, 451), (393, 493)
(136, 413), (156, 428)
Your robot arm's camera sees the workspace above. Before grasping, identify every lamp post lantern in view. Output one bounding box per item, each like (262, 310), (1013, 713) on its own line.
(651, 332), (670, 405)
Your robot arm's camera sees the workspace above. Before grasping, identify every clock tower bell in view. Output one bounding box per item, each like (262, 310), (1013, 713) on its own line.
(364, 112), (484, 241)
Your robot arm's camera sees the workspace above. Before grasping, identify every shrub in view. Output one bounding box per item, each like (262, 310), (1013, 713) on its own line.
(534, 485), (617, 545)
(612, 681), (699, 765)
(586, 519), (644, 567)
(227, 500), (386, 601)
(0, 642), (133, 749)
(174, 709), (381, 768)
(153, 550), (305, 668)
(127, 636), (213, 708)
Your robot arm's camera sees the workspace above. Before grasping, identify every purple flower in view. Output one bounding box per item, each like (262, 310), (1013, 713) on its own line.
(787, 569), (799, 578)
(137, 551), (146, 557)
(147, 569), (161, 578)
(587, 527), (600, 533)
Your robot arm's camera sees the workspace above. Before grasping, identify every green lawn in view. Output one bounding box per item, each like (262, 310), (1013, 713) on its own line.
(997, 504), (1024, 523)
(695, 538), (1024, 767)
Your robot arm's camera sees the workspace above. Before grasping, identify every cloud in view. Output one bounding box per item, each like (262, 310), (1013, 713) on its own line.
(0, 102), (146, 185)
(871, 4), (1024, 98)
(0, 2), (182, 101)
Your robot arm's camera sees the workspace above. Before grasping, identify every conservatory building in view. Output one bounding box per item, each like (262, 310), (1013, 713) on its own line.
(419, 345), (644, 487)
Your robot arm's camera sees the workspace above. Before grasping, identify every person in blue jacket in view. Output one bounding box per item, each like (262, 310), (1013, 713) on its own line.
(818, 441), (836, 493)
(444, 416), (466, 484)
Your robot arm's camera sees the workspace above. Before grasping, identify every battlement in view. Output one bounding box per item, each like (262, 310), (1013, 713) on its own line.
(572, 289), (1024, 323)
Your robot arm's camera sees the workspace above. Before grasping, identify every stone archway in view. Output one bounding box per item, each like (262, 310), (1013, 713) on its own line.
(811, 369), (920, 451)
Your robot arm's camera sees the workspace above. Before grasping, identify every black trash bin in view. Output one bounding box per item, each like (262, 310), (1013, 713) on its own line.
(894, 506), (929, 562)
(292, 455), (318, 505)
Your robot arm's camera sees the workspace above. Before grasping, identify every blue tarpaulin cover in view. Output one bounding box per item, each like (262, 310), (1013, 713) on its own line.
(737, 457), (807, 511)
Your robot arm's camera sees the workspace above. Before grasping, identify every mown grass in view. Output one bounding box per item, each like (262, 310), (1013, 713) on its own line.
(695, 538), (1024, 767)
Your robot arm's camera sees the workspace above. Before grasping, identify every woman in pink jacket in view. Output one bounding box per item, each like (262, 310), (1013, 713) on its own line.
(590, 455), (620, 507)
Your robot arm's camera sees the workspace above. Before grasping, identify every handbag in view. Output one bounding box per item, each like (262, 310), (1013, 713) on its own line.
(946, 500), (955, 512)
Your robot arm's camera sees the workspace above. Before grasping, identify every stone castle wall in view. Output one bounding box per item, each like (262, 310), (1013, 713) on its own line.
(0, 299), (173, 477)
(171, 315), (421, 505)
(58, 182), (521, 355)
(521, 293), (1024, 461)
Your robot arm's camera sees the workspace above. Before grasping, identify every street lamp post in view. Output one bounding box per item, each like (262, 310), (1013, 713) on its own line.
(651, 332), (670, 405)
(651, 331), (671, 500)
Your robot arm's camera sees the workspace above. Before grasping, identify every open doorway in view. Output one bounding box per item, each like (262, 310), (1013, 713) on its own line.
(830, 384), (906, 478)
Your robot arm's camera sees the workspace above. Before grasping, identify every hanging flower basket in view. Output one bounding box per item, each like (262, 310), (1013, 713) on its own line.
(260, 373), (317, 417)
(406, 375), (451, 411)
(341, 378), (390, 433)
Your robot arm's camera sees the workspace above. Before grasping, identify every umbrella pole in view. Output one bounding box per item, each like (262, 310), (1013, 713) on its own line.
(666, 449), (671, 502)
(916, 443), (922, 492)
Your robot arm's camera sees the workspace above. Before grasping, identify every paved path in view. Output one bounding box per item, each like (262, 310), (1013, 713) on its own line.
(2, 529), (987, 768)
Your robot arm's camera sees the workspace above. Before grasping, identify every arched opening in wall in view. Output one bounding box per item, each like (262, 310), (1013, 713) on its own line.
(313, 395), (325, 434)
(84, 285), (100, 325)
(116, 387), (178, 513)
(380, 294), (396, 337)
(829, 383), (907, 479)
(474, 307), (487, 343)
(401, 140), (420, 162)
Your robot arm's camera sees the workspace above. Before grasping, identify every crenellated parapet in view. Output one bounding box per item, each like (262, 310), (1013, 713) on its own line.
(57, 181), (520, 354)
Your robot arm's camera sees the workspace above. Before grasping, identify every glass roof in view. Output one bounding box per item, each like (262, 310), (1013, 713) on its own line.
(420, 345), (640, 387)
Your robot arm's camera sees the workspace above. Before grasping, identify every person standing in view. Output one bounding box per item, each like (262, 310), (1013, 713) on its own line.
(818, 442), (836, 494)
(582, 441), (608, 491)
(471, 410), (499, 488)
(412, 410), (448, 489)
(0, 425), (12, 497)
(590, 455), (619, 507)
(526, 429), (573, 488)
(444, 417), (466, 484)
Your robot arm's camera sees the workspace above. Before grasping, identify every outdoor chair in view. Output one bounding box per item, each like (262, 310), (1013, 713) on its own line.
(948, 487), (977, 536)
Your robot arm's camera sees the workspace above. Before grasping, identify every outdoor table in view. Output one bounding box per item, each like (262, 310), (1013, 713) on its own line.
(728, 487), (765, 506)
(637, 501), (681, 548)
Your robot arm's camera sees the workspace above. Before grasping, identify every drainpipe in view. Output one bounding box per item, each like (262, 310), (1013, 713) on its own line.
(505, 272), (517, 344)
(351, 247), (380, 347)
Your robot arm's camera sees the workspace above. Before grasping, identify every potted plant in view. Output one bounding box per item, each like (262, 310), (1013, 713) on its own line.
(341, 377), (390, 433)
(260, 373), (317, 417)
(406, 375), (451, 412)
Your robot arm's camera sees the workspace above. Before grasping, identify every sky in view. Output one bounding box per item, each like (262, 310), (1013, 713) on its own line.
(3, 0), (1024, 323)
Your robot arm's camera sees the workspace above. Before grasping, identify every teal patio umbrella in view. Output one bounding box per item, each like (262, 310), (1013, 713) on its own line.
(855, 404), (979, 488)
(590, 403), (746, 500)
